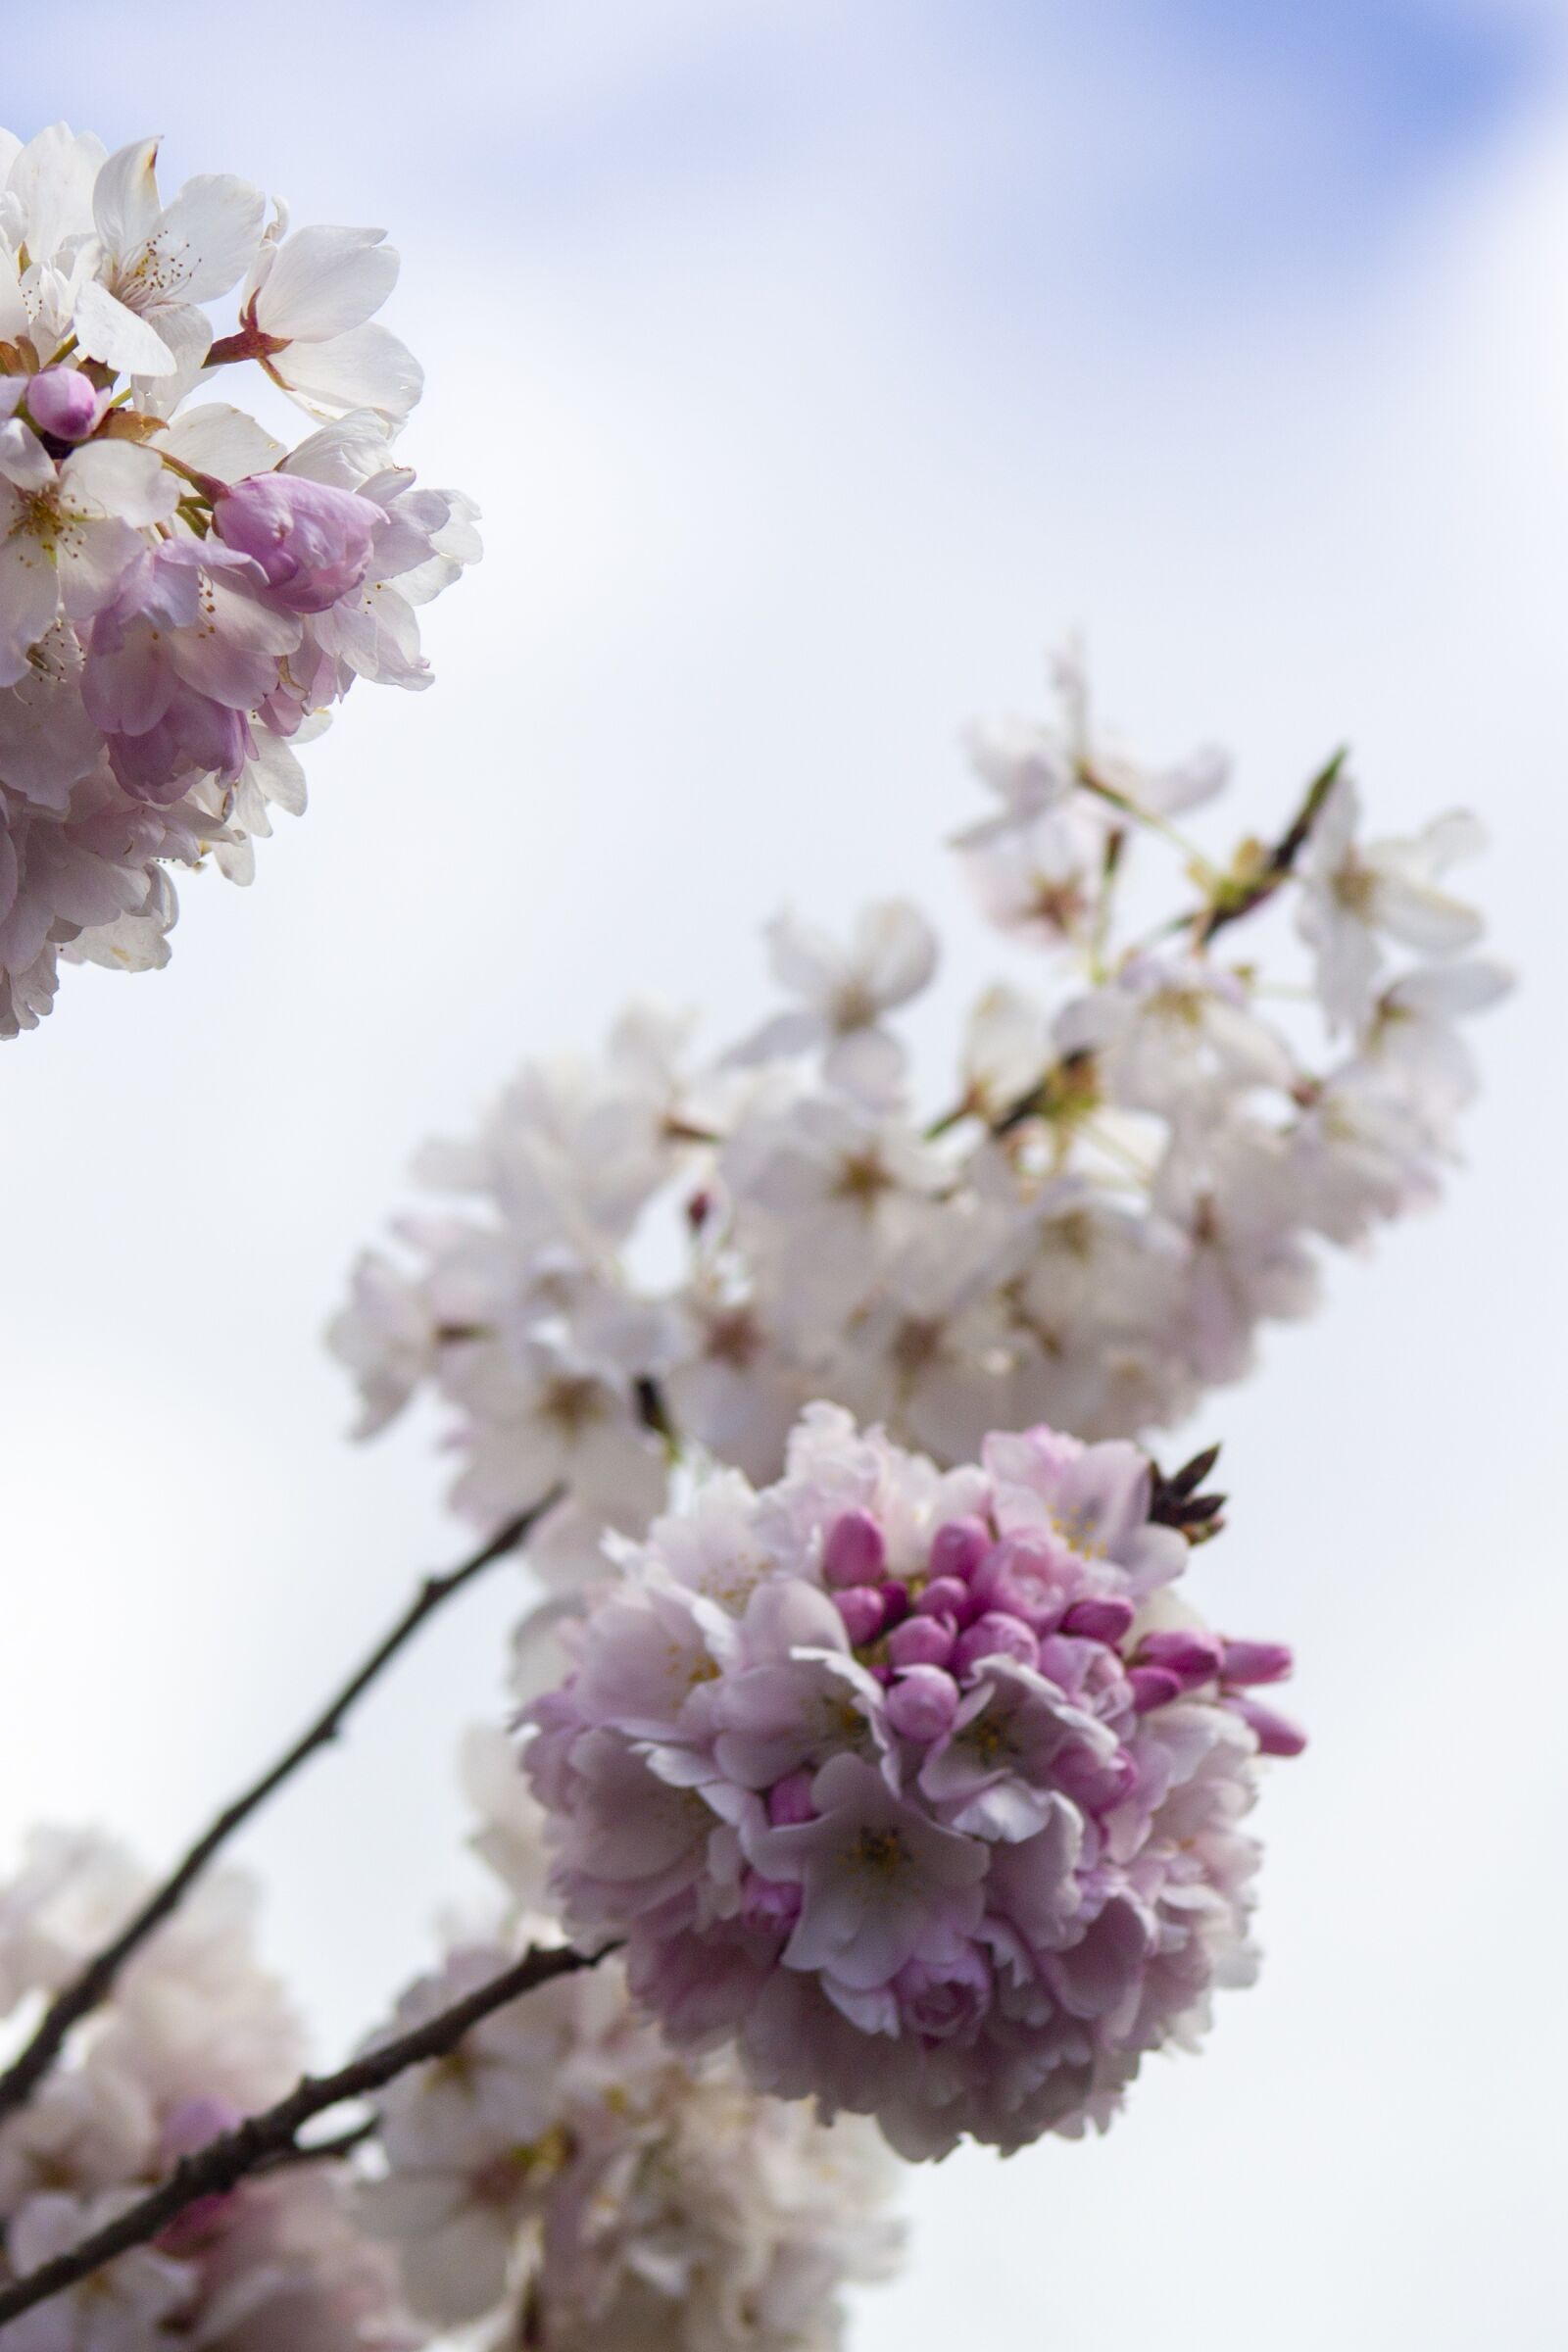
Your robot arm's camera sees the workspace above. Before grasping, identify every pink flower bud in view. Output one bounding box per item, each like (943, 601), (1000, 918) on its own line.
(1226, 1694), (1308, 1756)
(214, 473), (379, 613)
(1136, 1629), (1225, 1689)
(833, 1585), (886, 1644)
(1033, 1632), (1093, 1690)
(1054, 1740), (1139, 1811)
(741, 1870), (803, 1936)
(953, 1612), (1040, 1677)
(1128, 1664), (1183, 1712)
(1220, 1639), (1294, 1687)
(914, 1574), (978, 1627)
(879, 1578), (909, 1630)
(823, 1507), (886, 1588)
(971, 1534), (1067, 1632)
(887, 1614), (956, 1670)
(928, 1516), (990, 1582)
(767, 1769), (817, 1825)
(885, 1665), (960, 1741)
(26, 366), (105, 441)
(1062, 1594), (1136, 1644)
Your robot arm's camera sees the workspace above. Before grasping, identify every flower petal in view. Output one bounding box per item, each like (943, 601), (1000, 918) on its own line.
(93, 136), (164, 258)
(253, 223), (399, 341)
(272, 322), (422, 422)
(148, 172), (266, 303)
(72, 277), (176, 374)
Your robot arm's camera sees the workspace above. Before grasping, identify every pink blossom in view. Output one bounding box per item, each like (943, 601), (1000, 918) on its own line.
(525, 1402), (1302, 2156)
(214, 473), (380, 613)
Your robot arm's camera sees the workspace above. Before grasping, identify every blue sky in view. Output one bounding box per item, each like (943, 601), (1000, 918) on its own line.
(5, 0), (1557, 281)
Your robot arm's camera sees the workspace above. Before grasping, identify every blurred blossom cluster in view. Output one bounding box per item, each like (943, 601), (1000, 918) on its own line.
(0, 123), (478, 1036)
(360, 1731), (902, 2351)
(334, 654), (1507, 1586)
(0, 1832), (415, 2351)
(0, 1788), (898, 2352)
(523, 1404), (1298, 2157)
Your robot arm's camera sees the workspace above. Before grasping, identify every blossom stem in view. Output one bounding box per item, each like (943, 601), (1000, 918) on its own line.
(0, 1940), (601, 2327)
(0, 1494), (562, 2129)
(1196, 748), (1347, 943)
(157, 452), (220, 502)
(1076, 762), (1220, 886)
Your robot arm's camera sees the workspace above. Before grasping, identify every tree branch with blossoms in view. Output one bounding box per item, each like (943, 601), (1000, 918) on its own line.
(0, 1494), (559, 2128)
(0, 1937), (600, 2327)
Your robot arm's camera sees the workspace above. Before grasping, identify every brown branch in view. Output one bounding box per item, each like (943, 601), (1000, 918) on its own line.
(1196, 748), (1348, 944)
(0, 1494), (561, 2128)
(0, 1942), (599, 2326)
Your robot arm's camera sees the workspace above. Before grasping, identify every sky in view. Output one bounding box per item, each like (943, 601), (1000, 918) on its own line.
(2, 4), (1566, 2347)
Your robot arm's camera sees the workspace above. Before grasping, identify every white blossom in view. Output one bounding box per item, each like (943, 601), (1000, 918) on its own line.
(336, 662), (1500, 1592)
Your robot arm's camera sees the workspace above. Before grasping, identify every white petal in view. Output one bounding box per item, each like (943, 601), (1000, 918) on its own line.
(93, 137), (163, 259)
(244, 731), (307, 816)
(54, 514), (143, 620)
(157, 403), (285, 481)
(72, 276), (175, 374)
(0, 241), (28, 341)
(272, 321), (421, 421)
(279, 412), (395, 488)
(0, 418), (54, 491)
(130, 303), (212, 419)
(62, 439), (177, 527)
(1388, 957), (1512, 1020)
(149, 172), (265, 303)
(858, 898), (938, 1005)
(68, 887), (177, 972)
(0, 534), (62, 683)
(0, 625), (100, 808)
(1371, 873), (1481, 957)
(252, 223), (398, 340)
(9, 123), (107, 264)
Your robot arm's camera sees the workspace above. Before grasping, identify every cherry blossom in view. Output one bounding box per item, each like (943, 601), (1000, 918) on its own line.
(336, 659), (1503, 1580)
(0, 124), (478, 1034)
(523, 1404), (1300, 2156)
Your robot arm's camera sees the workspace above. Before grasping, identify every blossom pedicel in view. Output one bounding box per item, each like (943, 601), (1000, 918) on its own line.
(0, 123), (479, 1036)
(524, 1404), (1302, 2158)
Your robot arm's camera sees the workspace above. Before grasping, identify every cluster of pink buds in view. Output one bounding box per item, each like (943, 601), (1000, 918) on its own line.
(818, 1497), (1303, 1759)
(525, 1403), (1303, 2157)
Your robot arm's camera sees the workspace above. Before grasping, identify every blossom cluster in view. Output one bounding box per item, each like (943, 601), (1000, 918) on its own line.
(0, 1829), (415, 2350)
(359, 1730), (903, 2350)
(333, 656), (1505, 1585)
(0, 122), (478, 1034)
(523, 1404), (1299, 2157)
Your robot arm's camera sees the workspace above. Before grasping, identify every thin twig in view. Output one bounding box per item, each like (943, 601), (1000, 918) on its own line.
(0, 1494), (561, 2128)
(1196, 748), (1347, 944)
(252, 2117), (379, 2176)
(0, 1942), (599, 2325)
